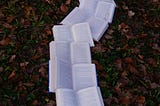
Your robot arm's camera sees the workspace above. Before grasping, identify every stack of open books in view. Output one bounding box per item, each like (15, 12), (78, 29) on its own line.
(49, 0), (116, 106)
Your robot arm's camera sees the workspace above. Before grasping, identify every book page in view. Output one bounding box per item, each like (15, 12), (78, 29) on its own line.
(71, 42), (91, 64)
(56, 89), (78, 106)
(72, 64), (97, 91)
(79, 0), (97, 16)
(50, 41), (71, 64)
(87, 17), (109, 41)
(72, 22), (94, 47)
(53, 25), (73, 42)
(61, 7), (87, 25)
(56, 59), (73, 89)
(77, 87), (104, 106)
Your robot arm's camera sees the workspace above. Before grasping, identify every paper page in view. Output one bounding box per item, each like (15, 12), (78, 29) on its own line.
(56, 59), (73, 89)
(56, 89), (78, 106)
(49, 60), (55, 92)
(53, 25), (73, 42)
(77, 87), (104, 106)
(72, 22), (94, 47)
(71, 42), (91, 64)
(79, 0), (97, 16)
(50, 41), (71, 63)
(72, 64), (97, 91)
(87, 17), (109, 41)
(61, 7), (87, 25)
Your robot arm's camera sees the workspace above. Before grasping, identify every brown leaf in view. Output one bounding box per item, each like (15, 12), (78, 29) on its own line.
(45, 28), (52, 36)
(20, 62), (29, 67)
(128, 64), (138, 75)
(150, 82), (160, 89)
(32, 100), (40, 106)
(135, 96), (145, 104)
(147, 58), (157, 67)
(119, 96), (130, 105)
(116, 59), (123, 70)
(3, 23), (13, 29)
(8, 71), (16, 80)
(32, 75), (39, 82)
(46, 100), (56, 106)
(65, 0), (71, 5)
(128, 10), (135, 18)
(39, 67), (47, 78)
(9, 55), (16, 62)
(0, 38), (11, 46)
(118, 23), (129, 30)
(0, 67), (3, 73)
(60, 4), (68, 13)
(92, 43), (107, 53)
(7, 15), (15, 23)
(124, 57), (134, 64)
(92, 60), (104, 71)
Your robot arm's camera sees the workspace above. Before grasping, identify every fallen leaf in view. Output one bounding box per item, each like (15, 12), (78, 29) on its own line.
(23, 82), (35, 87)
(65, 0), (71, 5)
(45, 28), (52, 36)
(0, 38), (11, 46)
(147, 58), (157, 67)
(60, 4), (68, 13)
(135, 96), (145, 104)
(32, 75), (39, 82)
(3, 23), (13, 29)
(46, 100), (56, 106)
(116, 59), (123, 70)
(9, 55), (16, 62)
(150, 82), (160, 89)
(39, 67), (47, 78)
(124, 57), (134, 64)
(0, 67), (3, 73)
(8, 71), (16, 79)
(20, 62), (29, 67)
(92, 43), (107, 53)
(32, 100), (40, 106)
(119, 96), (130, 105)
(92, 60), (104, 71)
(128, 64), (138, 75)
(6, 15), (15, 23)
(128, 10), (135, 18)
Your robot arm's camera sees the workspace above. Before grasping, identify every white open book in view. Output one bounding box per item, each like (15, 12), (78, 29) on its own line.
(61, 1), (115, 41)
(56, 87), (104, 106)
(49, 59), (97, 92)
(53, 22), (94, 47)
(49, 41), (91, 65)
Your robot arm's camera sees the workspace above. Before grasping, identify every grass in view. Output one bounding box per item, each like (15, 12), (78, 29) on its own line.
(0, 0), (160, 105)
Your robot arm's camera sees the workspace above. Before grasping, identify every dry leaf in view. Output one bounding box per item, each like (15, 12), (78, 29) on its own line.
(124, 57), (134, 64)
(150, 82), (160, 89)
(92, 60), (104, 71)
(147, 58), (157, 67)
(0, 67), (3, 73)
(65, 0), (71, 5)
(116, 59), (123, 70)
(39, 67), (47, 78)
(46, 100), (56, 106)
(45, 28), (52, 36)
(135, 96), (145, 104)
(119, 96), (130, 105)
(3, 23), (13, 29)
(128, 10), (135, 18)
(60, 4), (68, 13)
(8, 71), (16, 79)
(0, 38), (11, 46)
(9, 55), (16, 62)
(92, 43), (107, 53)
(20, 62), (29, 67)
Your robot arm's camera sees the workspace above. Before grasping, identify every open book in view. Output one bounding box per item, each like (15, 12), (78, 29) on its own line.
(56, 87), (104, 106)
(49, 58), (97, 92)
(50, 41), (92, 65)
(53, 22), (94, 47)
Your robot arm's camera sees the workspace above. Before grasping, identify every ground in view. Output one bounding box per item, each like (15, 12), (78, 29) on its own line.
(0, 0), (159, 105)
